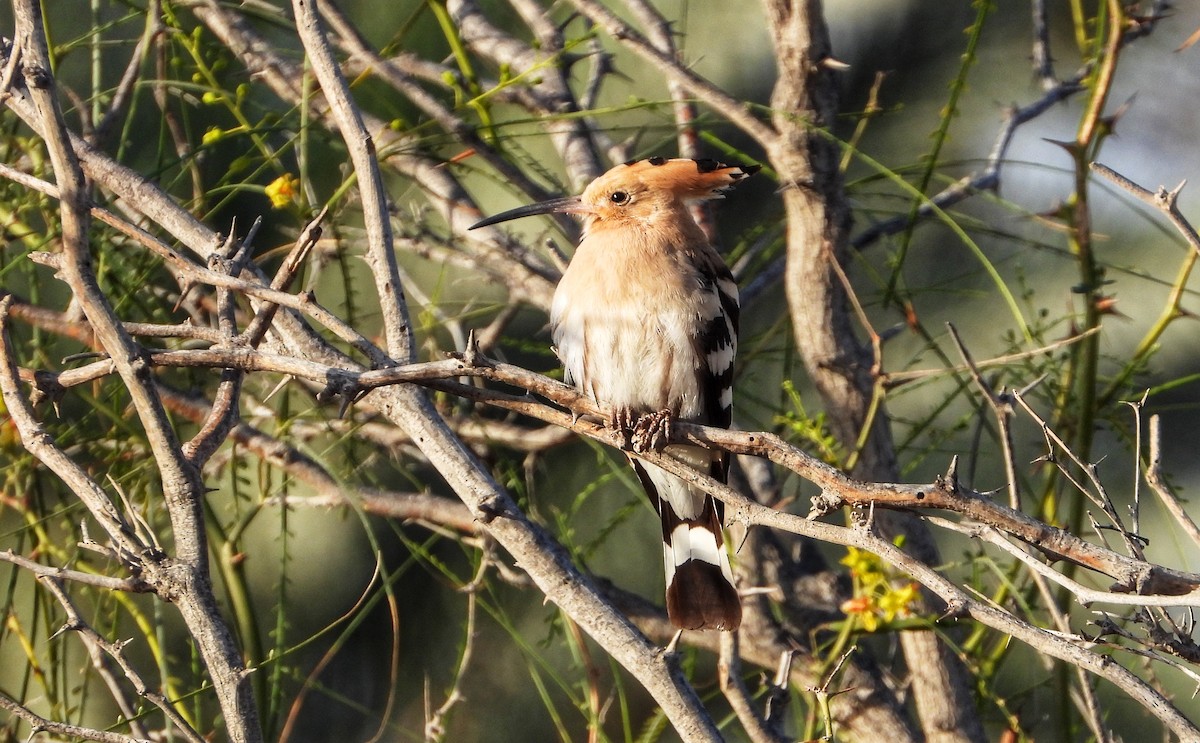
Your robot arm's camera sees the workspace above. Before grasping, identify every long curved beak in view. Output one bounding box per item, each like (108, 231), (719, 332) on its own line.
(468, 196), (586, 230)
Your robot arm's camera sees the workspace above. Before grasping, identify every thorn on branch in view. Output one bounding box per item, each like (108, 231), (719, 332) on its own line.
(29, 369), (64, 409)
(939, 598), (969, 621)
(938, 455), (960, 493)
(819, 55), (851, 71)
(474, 495), (505, 524)
(48, 620), (81, 641)
(336, 392), (360, 419)
(663, 629), (684, 657)
(462, 328), (481, 366)
(173, 280), (197, 313)
(1043, 137), (1082, 156)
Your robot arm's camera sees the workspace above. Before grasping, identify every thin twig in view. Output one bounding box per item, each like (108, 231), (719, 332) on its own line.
(425, 580), (481, 741)
(718, 631), (790, 743)
(1145, 415), (1200, 549)
(1091, 163), (1200, 255)
(0, 550), (151, 592)
(564, 0), (778, 148)
(39, 577), (207, 743)
(1012, 389), (1144, 560)
(945, 323), (1021, 510)
(0, 691), (152, 743)
(13, 4), (261, 737)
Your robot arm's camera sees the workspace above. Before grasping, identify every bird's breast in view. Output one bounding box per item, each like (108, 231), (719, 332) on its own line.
(550, 240), (708, 418)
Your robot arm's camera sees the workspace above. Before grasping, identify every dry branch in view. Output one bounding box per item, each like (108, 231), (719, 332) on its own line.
(1, 3), (1197, 742)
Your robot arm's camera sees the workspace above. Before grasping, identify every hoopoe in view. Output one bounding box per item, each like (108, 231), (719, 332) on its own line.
(470, 157), (758, 631)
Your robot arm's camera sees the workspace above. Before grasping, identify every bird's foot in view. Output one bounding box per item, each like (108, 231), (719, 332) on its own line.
(610, 406), (636, 447)
(610, 407), (674, 453)
(630, 409), (673, 453)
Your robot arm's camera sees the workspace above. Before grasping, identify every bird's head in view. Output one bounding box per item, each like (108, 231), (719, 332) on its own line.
(468, 157), (759, 231)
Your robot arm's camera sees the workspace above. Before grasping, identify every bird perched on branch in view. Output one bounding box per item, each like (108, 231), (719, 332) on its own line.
(470, 157), (758, 631)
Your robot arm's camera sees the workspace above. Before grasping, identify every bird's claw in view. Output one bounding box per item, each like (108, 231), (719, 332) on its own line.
(630, 409), (673, 453)
(609, 407), (673, 452)
(610, 406), (635, 447)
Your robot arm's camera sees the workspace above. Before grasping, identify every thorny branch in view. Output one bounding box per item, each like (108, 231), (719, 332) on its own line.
(2, 2), (1199, 742)
(9, 2), (259, 737)
(38, 577), (207, 743)
(9, 298), (1200, 736)
(16, 278), (1197, 589)
(25, 339), (1200, 602)
(0, 691), (152, 743)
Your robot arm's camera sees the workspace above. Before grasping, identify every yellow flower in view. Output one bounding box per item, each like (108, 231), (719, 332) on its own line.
(265, 174), (299, 209)
(878, 582), (920, 622)
(839, 546), (878, 578)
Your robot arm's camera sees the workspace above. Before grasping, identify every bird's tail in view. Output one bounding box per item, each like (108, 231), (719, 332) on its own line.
(660, 494), (741, 632)
(631, 450), (742, 631)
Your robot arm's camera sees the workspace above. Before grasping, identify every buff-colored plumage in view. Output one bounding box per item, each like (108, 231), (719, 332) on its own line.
(471, 157), (757, 631)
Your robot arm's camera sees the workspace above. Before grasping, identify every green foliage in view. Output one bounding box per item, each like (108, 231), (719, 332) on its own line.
(775, 379), (842, 465)
(1, 2), (1199, 742)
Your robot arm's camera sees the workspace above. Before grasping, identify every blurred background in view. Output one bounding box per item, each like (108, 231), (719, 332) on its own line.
(2, 1), (1200, 741)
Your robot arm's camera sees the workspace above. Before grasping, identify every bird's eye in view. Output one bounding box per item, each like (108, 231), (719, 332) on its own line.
(610, 191), (629, 204)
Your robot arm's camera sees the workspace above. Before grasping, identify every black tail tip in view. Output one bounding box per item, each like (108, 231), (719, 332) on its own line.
(666, 560), (742, 632)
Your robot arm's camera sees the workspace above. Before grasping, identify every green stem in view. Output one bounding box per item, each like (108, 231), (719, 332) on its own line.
(883, 0), (992, 308)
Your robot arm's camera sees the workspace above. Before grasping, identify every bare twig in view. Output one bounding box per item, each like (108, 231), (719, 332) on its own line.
(424, 588), (480, 741)
(1091, 163), (1200, 255)
(718, 631), (790, 743)
(288, 4), (724, 739)
(0, 160), (389, 360)
(17, 340), (1200, 600)
(194, 0), (558, 306)
(0, 550), (151, 592)
(1145, 415), (1200, 549)
(884, 327), (1101, 385)
(294, 0), (411, 362)
(565, 0), (778, 148)
(0, 300), (147, 563)
(92, 5), (157, 147)
(1012, 389), (1144, 560)
(945, 323), (1021, 510)
(852, 75), (1086, 250)
(323, 1), (558, 207)
(39, 577), (206, 743)
(13, 4), (260, 738)
(0, 691), (152, 743)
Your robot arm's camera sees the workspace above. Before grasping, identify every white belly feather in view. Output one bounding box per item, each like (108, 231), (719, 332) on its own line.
(551, 270), (706, 419)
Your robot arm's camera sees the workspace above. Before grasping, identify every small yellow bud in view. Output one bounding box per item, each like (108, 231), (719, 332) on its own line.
(265, 174), (299, 209)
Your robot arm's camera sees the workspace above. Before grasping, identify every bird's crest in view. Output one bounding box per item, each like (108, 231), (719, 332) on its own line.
(468, 156), (759, 231)
(608, 157), (760, 202)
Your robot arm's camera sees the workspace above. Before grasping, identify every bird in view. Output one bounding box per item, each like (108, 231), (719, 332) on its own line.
(470, 157), (758, 631)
